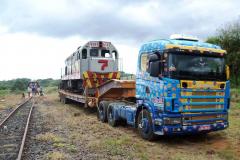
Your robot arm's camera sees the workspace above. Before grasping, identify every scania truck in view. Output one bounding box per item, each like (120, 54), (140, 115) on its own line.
(59, 35), (230, 140)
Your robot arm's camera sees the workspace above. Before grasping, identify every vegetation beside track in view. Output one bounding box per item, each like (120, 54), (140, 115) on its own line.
(0, 78), (59, 97)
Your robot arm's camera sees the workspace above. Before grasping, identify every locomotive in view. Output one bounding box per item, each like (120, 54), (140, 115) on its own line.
(60, 41), (120, 95)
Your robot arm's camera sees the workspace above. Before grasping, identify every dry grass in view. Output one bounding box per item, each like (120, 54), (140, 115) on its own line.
(0, 94), (23, 110)
(46, 151), (66, 160)
(30, 91), (240, 160)
(36, 132), (63, 143)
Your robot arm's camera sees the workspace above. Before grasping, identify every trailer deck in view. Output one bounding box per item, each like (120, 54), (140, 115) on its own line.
(59, 79), (136, 107)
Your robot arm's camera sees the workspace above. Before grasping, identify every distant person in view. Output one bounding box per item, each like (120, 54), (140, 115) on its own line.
(22, 93), (25, 99)
(32, 86), (36, 96)
(27, 85), (32, 97)
(36, 82), (40, 95)
(40, 87), (44, 96)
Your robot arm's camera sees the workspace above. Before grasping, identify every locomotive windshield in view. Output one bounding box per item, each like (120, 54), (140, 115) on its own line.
(101, 50), (110, 57)
(168, 52), (226, 81)
(90, 49), (98, 57)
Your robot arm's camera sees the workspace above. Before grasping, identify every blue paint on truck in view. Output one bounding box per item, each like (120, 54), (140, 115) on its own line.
(109, 36), (230, 140)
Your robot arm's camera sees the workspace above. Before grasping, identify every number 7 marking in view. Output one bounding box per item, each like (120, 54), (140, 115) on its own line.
(98, 60), (108, 71)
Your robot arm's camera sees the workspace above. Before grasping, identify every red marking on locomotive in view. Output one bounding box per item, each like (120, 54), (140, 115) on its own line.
(98, 60), (108, 70)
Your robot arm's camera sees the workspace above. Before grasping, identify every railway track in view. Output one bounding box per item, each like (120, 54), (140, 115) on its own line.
(0, 97), (34, 160)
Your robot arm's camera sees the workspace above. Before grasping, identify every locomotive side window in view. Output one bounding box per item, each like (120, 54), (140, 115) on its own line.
(90, 49), (98, 57)
(112, 50), (118, 60)
(65, 66), (67, 75)
(101, 50), (110, 58)
(82, 49), (87, 59)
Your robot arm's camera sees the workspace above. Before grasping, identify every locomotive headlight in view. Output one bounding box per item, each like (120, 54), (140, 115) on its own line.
(163, 117), (181, 125)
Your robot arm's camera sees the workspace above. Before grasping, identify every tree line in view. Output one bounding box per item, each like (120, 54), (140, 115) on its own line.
(0, 78), (60, 92)
(206, 18), (240, 87)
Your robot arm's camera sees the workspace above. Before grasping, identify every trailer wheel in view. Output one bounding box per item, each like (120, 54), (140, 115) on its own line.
(98, 101), (109, 122)
(61, 97), (68, 104)
(107, 104), (117, 127)
(137, 109), (155, 140)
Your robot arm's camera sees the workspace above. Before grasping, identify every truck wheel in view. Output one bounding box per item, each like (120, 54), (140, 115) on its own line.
(107, 104), (117, 127)
(98, 101), (109, 122)
(137, 109), (155, 140)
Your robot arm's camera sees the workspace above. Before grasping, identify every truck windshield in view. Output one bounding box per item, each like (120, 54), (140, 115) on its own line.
(168, 52), (226, 81)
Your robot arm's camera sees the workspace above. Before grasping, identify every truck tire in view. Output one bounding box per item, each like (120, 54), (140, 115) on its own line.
(98, 101), (109, 122)
(107, 104), (117, 127)
(137, 109), (156, 140)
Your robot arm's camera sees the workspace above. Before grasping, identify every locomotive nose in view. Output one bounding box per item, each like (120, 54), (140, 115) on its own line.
(89, 57), (117, 73)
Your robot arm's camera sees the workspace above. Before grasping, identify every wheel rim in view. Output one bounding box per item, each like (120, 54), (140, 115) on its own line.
(108, 108), (113, 122)
(141, 118), (149, 133)
(99, 106), (104, 120)
(139, 116), (149, 134)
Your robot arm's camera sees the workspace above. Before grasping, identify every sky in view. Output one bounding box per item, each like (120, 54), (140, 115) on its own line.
(0, 0), (239, 80)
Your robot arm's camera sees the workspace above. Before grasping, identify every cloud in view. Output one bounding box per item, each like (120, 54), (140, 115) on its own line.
(0, 31), (138, 80)
(0, 32), (83, 80)
(0, 0), (240, 80)
(1, 0), (239, 43)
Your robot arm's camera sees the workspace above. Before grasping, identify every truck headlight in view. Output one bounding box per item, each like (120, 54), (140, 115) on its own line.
(163, 117), (181, 125)
(217, 114), (228, 120)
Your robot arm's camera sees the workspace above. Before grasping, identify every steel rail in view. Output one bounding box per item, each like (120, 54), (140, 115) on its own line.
(0, 97), (31, 127)
(17, 98), (35, 160)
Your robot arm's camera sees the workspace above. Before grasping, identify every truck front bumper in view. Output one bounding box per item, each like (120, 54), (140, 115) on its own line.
(154, 121), (228, 135)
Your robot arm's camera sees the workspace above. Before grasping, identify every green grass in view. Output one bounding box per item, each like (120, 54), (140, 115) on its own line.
(103, 135), (132, 155)
(0, 90), (10, 97)
(231, 88), (240, 95)
(44, 86), (58, 94)
(217, 149), (237, 160)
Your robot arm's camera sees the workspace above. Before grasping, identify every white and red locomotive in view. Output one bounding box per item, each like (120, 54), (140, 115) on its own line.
(60, 41), (120, 95)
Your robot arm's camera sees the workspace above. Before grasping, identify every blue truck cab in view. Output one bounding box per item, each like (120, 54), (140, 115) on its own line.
(134, 35), (230, 139)
(97, 35), (230, 140)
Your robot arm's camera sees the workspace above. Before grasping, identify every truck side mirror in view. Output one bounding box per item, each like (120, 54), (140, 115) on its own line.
(226, 65), (230, 80)
(148, 54), (159, 61)
(149, 61), (161, 77)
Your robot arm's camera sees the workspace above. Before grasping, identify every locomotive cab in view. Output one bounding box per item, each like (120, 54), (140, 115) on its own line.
(61, 41), (120, 94)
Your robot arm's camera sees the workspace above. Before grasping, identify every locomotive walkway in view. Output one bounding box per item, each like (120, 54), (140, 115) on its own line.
(0, 97), (34, 160)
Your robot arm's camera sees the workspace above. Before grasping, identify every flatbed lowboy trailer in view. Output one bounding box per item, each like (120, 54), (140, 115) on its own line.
(59, 79), (135, 107)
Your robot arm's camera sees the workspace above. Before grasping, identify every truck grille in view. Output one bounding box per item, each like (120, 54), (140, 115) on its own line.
(191, 98), (216, 102)
(180, 90), (225, 111)
(185, 105), (223, 110)
(192, 91), (216, 96)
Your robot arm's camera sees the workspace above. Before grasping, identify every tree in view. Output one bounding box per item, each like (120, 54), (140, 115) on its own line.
(10, 78), (30, 92)
(206, 19), (240, 87)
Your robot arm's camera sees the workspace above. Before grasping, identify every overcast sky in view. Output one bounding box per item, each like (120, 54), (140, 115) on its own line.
(0, 0), (239, 80)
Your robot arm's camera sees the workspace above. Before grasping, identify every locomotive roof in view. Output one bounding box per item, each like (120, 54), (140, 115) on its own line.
(139, 39), (226, 54)
(65, 41), (117, 62)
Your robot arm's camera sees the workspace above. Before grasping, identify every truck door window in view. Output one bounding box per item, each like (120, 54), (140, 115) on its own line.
(82, 49), (87, 59)
(140, 53), (148, 72)
(90, 49), (98, 57)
